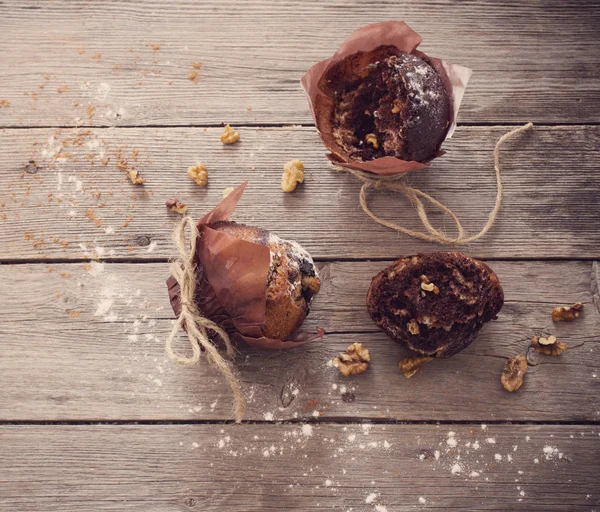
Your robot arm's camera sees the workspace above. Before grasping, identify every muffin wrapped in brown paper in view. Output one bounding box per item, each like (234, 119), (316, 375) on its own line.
(301, 21), (472, 176)
(167, 182), (323, 349)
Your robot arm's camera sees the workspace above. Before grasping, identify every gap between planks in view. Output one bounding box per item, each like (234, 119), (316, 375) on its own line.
(3, 122), (600, 130)
(1, 419), (600, 426)
(1, 257), (600, 265)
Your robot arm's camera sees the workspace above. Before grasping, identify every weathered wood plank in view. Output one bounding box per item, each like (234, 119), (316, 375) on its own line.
(1, 260), (598, 422)
(1, 424), (598, 511)
(0, 0), (599, 127)
(1, 125), (599, 260)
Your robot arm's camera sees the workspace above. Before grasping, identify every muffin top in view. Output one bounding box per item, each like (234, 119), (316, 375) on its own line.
(330, 48), (450, 162)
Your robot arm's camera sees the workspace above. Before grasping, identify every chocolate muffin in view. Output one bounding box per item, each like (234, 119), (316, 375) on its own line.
(328, 46), (450, 162)
(367, 252), (503, 358)
(209, 221), (321, 340)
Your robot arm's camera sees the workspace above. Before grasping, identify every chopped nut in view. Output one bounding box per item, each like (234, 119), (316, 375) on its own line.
(399, 355), (433, 379)
(165, 199), (188, 214)
(501, 355), (527, 392)
(391, 99), (402, 114)
(407, 318), (420, 335)
(192, 61), (202, 69)
(222, 187), (235, 198)
(127, 170), (146, 185)
(420, 282), (440, 294)
(538, 335), (557, 346)
(187, 162), (208, 187)
(419, 275), (440, 294)
(220, 124), (240, 145)
(552, 302), (584, 322)
(188, 70), (199, 83)
(332, 343), (370, 377)
(531, 336), (566, 356)
(365, 133), (379, 149)
(281, 159), (304, 193)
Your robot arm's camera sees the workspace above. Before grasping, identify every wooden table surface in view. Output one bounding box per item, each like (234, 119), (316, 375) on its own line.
(1, 1), (599, 510)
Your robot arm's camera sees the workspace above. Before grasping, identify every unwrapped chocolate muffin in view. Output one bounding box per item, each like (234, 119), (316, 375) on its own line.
(328, 47), (450, 162)
(367, 252), (503, 358)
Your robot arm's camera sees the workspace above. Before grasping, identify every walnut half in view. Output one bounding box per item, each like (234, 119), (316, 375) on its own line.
(187, 162), (208, 187)
(501, 355), (527, 392)
(531, 336), (566, 356)
(221, 124), (240, 145)
(399, 355), (433, 379)
(552, 302), (583, 322)
(281, 159), (304, 193)
(333, 343), (370, 377)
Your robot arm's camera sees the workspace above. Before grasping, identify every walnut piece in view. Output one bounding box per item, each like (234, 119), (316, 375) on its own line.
(165, 199), (188, 214)
(531, 336), (566, 356)
(187, 162), (208, 187)
(127, 170), (146, 185)
(220, 124), (240, 144)
(222, 187), (235, 198)
(281, 159), (304, 193)
(407, 318), (420, 335)
(420, 275), (440, 294)
(332, 343), (370, 377)
(501, 355), (527, 392)
(399, 355), (433, 379)
(552, 302), (583, 322)
(391, 99), (402, 114)
(365, 133), (379, 149)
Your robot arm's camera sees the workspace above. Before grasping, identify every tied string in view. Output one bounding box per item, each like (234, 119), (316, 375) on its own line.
(165, 216), (245, 423)
(336, 122), (533, 244)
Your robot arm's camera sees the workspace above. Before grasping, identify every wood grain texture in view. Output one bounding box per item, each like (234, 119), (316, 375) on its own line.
(1, 125), (599, 261)
(1, 424), (599, 511)
(0, 0), (599, 127)
(1, 260), (598, 422)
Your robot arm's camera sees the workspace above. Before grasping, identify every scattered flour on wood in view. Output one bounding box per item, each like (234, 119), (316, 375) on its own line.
(301, 424), (313, 437)
(365, 492), (378, 504)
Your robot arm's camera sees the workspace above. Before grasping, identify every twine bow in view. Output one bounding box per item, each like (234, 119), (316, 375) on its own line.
(166, 216), (245, 423)
(337, 122), (533, 244)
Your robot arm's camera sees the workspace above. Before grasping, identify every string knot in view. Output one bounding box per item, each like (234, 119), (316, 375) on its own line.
(336, 123), (533, 244)
(165, 216), (246, 423)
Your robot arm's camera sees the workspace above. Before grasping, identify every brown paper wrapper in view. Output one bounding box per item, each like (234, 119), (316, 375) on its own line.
(301, 21), (472, 176)
(167, 182), (324, 350)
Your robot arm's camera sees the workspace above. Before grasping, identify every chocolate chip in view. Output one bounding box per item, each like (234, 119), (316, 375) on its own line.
(135, 235), (151, 247)
(341, 392), (355, 403)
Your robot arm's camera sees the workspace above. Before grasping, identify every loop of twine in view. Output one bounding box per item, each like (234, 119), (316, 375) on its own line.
(337, 122), (533, 244)
(165, 216), (245, 423)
